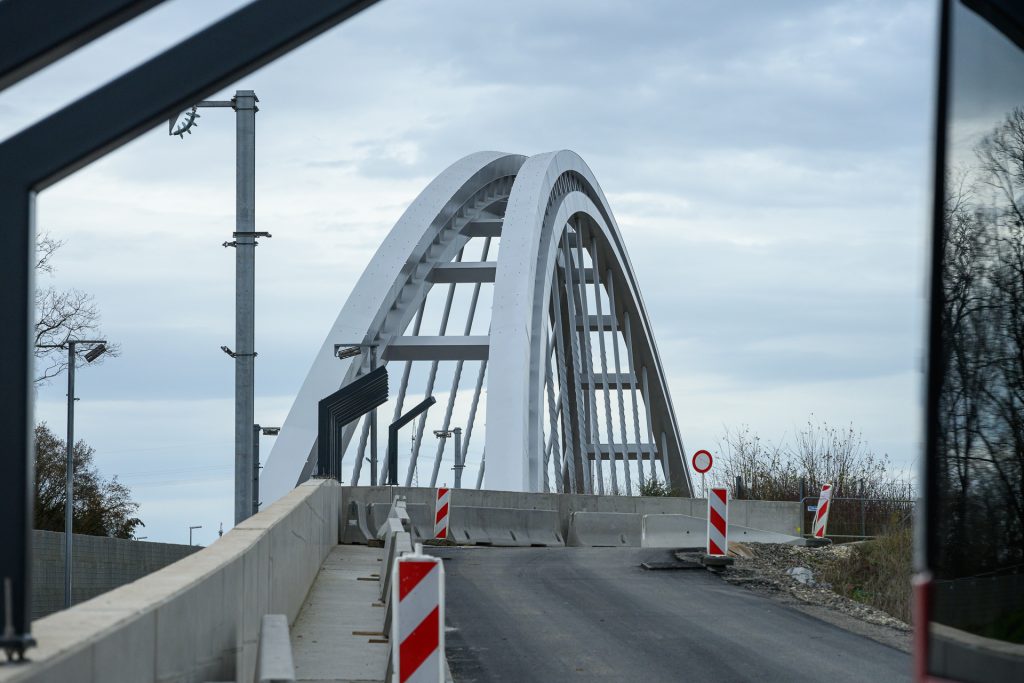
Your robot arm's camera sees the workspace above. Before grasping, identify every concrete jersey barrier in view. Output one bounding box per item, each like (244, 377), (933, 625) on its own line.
(567, 512), (643, 547)
(641, 514), (803, 548)
(449, 506), (564, 546)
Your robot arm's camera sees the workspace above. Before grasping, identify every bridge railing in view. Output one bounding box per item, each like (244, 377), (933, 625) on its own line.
(0, 479), (339, 683)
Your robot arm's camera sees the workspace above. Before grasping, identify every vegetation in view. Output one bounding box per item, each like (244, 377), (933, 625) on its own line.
(638, 476), (676, 497)
(819, 522), (913, 624)
(34, 423), (143, 538)
(33, 233), (117, 384)
(711, 417), (914, 538)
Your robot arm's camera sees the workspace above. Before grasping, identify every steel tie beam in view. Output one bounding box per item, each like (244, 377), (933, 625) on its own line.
(428, 237), (491, 486)
(349, 415), (371, 485)
(543, 331), (563, 493)
(640, 365), (658, 482)
(550, 273), (578, 493)
(406, 248), (463, 485)
(590, 241), (620, 495)
(605, 270), (633, 495)
(572, 223), (605, 494)
(475, 448), (486, 489)
(559, 235), (591, 493)
(460, 359), (488, 481)
(623, 314), (647, 487)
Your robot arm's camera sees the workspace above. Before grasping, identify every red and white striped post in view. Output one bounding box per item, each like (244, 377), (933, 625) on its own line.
(707, 487), (729, 556)
(434, 487), (450, 540)
(811, 483), (833, 539)
(392, 546), (445, 683)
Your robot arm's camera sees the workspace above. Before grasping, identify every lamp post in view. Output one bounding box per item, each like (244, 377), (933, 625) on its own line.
(189, 525), (203, 546)
(252, 425), (279, 516)
(334, 343), (379, 484)
(37, 339), (106, 609)
(172, 91), (269, 526)
(433, 428), (464, 488)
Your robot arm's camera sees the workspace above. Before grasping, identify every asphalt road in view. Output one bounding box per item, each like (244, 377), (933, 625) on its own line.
(431, 547), (910, 682)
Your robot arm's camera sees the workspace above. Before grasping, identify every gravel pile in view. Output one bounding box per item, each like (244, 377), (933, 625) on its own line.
(695, 542), (911, 633)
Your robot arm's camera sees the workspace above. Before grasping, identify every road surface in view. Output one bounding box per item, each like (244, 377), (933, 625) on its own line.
(432, 547), (909, 682)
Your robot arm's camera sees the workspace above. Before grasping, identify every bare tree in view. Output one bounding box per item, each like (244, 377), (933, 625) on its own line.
(33, 233), (117, 384)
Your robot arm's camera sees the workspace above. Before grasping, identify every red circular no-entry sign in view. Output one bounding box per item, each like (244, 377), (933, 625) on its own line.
(692, 449), (713, 474)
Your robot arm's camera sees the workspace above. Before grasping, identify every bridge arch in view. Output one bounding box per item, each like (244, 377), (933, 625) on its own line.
(261, 150), (693, 506)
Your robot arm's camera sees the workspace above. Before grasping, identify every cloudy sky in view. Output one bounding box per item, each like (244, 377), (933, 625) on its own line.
(0, 0), (938, 545)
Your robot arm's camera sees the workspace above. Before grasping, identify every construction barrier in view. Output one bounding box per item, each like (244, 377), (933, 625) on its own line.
(641, 514), (803, 548)
(811, 483), (833, 538)
(434, 488), (451, 540)
(707, 487), (728, 556)
(566, 512), (642, 547)
(449, 506), (564, 546)
(391, 547), (445, 683)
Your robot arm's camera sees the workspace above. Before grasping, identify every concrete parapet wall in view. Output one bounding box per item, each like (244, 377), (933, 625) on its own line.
(0, 480), (339, 683)
(641, 514), (802, 548)
(340, 486), (801, 544)
(31, 531), (199, 620)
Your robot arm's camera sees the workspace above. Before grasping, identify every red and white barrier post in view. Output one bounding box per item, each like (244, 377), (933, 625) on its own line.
(392, 546), (445, 683)
(707, 487), (729, 556)
(434, 487), (450, 540)
(811, 483), (833, 539)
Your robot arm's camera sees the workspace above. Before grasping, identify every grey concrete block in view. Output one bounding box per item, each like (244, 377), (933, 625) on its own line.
(256, 615), (295, 683)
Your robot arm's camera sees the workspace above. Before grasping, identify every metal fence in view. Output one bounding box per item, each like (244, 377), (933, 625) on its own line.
(799, 496), (916, 540)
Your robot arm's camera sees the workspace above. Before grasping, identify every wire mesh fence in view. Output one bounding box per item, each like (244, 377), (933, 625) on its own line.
(799, 496), (915, 540)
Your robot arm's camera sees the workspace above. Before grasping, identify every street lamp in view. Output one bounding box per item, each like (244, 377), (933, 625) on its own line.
(334, 343), (380, 484)
(171, 91), (270, 526)
(433, 427), (464, 488)
(37, 339), (106, 609)
(252, 424), (279, 516)
(189, 525), (203, 546)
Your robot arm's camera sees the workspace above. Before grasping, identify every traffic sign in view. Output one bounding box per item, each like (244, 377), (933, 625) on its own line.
(692, 450), (713, 474)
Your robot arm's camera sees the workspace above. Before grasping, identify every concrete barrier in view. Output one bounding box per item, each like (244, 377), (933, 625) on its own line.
(256, 614), (296, 683)
(0, 479), (339, 683)
(449, 506), (563, 546)
(339, 487), (802, 547)
(368, 502), (433, 541)
(641, 514), (803, 548)
(567, 512), (642, 547)
(340, 499), (374, 544)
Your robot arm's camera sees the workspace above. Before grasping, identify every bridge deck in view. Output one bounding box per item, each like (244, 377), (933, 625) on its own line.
(291, 545), (387, 683)
(433, 546), (910, 682)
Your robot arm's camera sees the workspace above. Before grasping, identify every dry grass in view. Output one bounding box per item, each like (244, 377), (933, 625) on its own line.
(819, 524), (913, 624)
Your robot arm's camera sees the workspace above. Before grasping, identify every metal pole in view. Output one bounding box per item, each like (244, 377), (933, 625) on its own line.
(369, 347), (378, 486)
(233, 89), (257, 525)
(453, 428), (463, 489)
(64, 342), (76, 609)
(252, 424), (260, 517)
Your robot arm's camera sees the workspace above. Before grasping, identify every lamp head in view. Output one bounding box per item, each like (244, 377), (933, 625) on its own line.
(84, 343), (107, 363)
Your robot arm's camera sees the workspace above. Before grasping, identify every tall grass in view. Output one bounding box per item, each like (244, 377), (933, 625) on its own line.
(819, 522), (913, 624)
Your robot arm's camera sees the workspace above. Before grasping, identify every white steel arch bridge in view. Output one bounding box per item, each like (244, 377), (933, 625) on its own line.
(261, 150), (693, 505)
